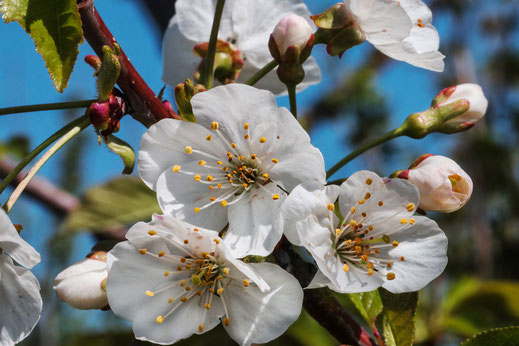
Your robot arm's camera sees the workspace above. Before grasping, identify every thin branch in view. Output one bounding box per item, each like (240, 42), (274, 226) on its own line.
(77, 0), (180, 127)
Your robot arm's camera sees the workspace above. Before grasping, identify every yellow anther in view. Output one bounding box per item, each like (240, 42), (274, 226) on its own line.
(185, 146), (193, 154)
(145, 290), (154, 297)
(262, 173), (269, 180)
(204, 303), (211, 309)
(244, 123), (249, 130)
(196, 290), (202, 296)
(368, 225), (374, 231)
(194, 175), (201, 182)
(335, 228), (341, 236)
(387, 262), (393, 268)
(242, 183), (248, 188)
(198, 324), (205, 332)
(210, 197), (216, 202)
(345, 240), (352, 246)
(156, 316), (164, 324)
(186, 264), (192, 269)
(217, 161), (223, 165)
(251, 154), (257, 160)
(164, 271), (169, 276)
(199, 160), (206, 166)
(185, 286), (191, 291)
(217, 275), (223, 281)
(400, 256), (405, 261)
(272, 194), (280, 200)
(139, 249), (147, 255)
(368, 268), (374, 276)
(158, 251), (165, 257)
(362, 212), (367, 217)
(168, 297), (174, 303)
(392, 241), (399, 247)
(409, 219), (415, 225)
(364, 192), (371, 199)
(223, 318), (231, 326)
(272, 158), (279, 164)
(387, 273), (396, 280)
(366, 178), (373, 185)
(207, 175), (214, 182)
(194, 228), (199, 232)
(238, 155), (244, 160)
(148, 230), (157, 236)
(221, 200), (228, 207)
(374, 249), (380, 254)
(378, 201), (384, 206)
(327, 203), (335, 211)
(243, 279), (250, 287)
(406, 203), (415, 212)
(223, 267), (230, 276)
(349, 220), (358, 228)
(213, 238), (220, 244)
(209, 186), (214, 190)
(231, 143), (237, 148)
(217, 288), (224, 295)
(195, 207), (201, 213)
(209, 288), (215, 293)
(358, 199), (366, 204)
(244, 134), (250, 140)
(259, 137), (266, 143)
(351, 207), (356, 214)
(172, 165), (181, 173)
(184, 239), (189, 244)
(361, 255), (368, 262)
(206, 135), (212, 141)
(211, 121), (219, 130)
(343, 263), (350, 272)
(367, 262), (374, 269)
(181, 297), (188, 303)
(180, 280), (186, 287)
(400, 218), (408, 224)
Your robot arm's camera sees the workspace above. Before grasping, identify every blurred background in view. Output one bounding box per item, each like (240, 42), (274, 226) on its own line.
(0, 0), (518, 345)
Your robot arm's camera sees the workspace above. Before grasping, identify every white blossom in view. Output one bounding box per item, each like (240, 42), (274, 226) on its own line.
(162, 0), (321, 94)
(271, 14), (313, 55)
(139, 84), (325, 257)
(0, 209), (42, 346)
(107, 214), (303, 346)
(439, 83), (488, 125)
(54, 252), (108, 310)
(344, 0), (445, 71)
(279, 171), (448, 293)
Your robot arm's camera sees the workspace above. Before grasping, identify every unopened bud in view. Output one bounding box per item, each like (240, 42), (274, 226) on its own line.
(193, 40), (244, 85)
(272, 15), (313, 56)
(54, 251), (108, 310)
(396, 154), (473, 213)
(432, 83), (488, 126)
(175, 79), (206, 122)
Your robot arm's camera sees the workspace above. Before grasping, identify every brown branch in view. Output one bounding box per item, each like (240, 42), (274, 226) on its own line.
(77, 0), (180, 127)
(273, 242), (375, 346)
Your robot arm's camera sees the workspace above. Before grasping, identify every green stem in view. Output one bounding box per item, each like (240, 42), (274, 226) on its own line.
(0, 99), (97, 117)
(326, 126), (406, 179)
(287, 84), (297, 118)
(3, 116), (91, 213)
(202, 0), (226, 89)
(0, 116), (90, 196)
(244, 60), (279, 86)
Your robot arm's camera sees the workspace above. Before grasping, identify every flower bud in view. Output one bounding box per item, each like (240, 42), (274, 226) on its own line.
(396, 154), (473, 213)
(432, 83), (488, 125)
(175, 79), (207, 123)
(54, 251), (108, 310)
(272, 15), (313, 56)
(193, 40), (244, 85)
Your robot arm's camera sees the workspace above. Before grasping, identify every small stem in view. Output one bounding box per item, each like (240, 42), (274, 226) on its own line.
(244, 60), (279, 86)
(326, 126), (406, 179)
(2, 116), (91, 213)
(0, 116), (91, 196)
(0, 100), (97, 117)
(202, 0), (226, 89)
(287, 84), (297, 118)
(372, 322), (385, 346)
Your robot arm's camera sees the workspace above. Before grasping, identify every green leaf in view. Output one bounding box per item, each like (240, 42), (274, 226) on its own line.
(62, 177), (160, 234)
(349, 290), (383, 326)
(379, 288), (418, 346)
(105, 135), (135, 175)
(461, 326), (519, 346)
(1, 0), (84, 92)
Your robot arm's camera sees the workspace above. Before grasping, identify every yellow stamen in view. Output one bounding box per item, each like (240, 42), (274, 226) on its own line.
(392, 241), (399, 247)
(211, 121), (219, 130)
(145, 290), (154, 297)
(378, 201), (384, 206)
(223, 318), (230, 326)
(204, 303), (211, 309)
(327, 203), (335, 211)
(172, 165), (181, 173)
(259, 137), (266, 143)
(199, 160), (206, 166)
(343, 263), (349, 272)
(194, 175), (201, 182)
(406, 203), (415, 212)
(400, 218), (408, 224)
(184, 239), (189, 244)
(194, 207), (201, 213)
(207, 175), (214, 182)
(262, 173), (269, 180)
(366, 178), (373, 185)
(198, 324), (205, 332)
(156, 316), (164, 324)
(184, 146), (193, 154)
(272, 158), (279, 164)
(158, 251), (165, 257)
(244, 123), (249, 130)
(243, 279), (250, 287)
(164, 271), (169, 276)
(387, 273), (396, 280)
(139, 249), (147, 255)
(206, 135), (212, 141)
(148, 230), (157, 236)
(181, 297), (188, 303)
(221, 200), (228, 207)
(351, 207), (356, 214)
(272, 194), (280, 200)
(168, 297), (174, 303)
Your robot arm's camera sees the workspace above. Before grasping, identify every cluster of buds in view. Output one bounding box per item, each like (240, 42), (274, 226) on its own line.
(54, 251), (108, 310)
(402, 84), (488, 138)
(87, 89), (128, 136)
(193, 40), (244, 85)
(393, 154), (473, 213)
(310, 3), (365, 58)
(174, 79), (206, 122)
(269, 14), (315, 86)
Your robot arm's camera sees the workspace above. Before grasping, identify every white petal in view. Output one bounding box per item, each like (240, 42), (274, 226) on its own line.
(223, 262), (303, 345)
(174, 0), (233, 42)
(279, 182), (339, 246)
(224, 185), (285, 258)
(381, 216), (448, 293)
(307, 270), (334, 289)
(346, 0), (412, 45)
(0, 209), (40, 269)
(296, 215), (383, 293)
(0, 254), (42, 345)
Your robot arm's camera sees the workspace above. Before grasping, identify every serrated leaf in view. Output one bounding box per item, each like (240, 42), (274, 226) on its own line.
(379, 288), (418, 346)
(349, 290), (383, 326)
(1, 0), (84, 92)
(62, 177), (161, 233)
(461, 326), (519, 346)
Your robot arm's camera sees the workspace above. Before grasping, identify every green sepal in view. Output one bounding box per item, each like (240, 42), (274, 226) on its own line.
(97, 44), (121, 101)
(104, 134), (135, 175)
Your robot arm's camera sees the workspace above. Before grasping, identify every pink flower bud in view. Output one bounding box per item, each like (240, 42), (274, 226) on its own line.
(272, 14), (313, 55)
(435, 83), (488, 124)
(54, 252), (108, 310)
(404, 155), (473, 213)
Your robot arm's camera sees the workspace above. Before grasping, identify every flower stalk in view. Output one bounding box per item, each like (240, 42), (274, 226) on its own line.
(3, 116), (91, 213)
(244, 59), (279, 86)
(201, 0), (226, 89)
(0, 99), (97, 117)
(287, 84), (298, 118)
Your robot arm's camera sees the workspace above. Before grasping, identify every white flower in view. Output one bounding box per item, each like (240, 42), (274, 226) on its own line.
(107, 214), (303, 346)
(54, 252), (108, 310)
(162, 0), (322, 94)
(345, 0), (445, 71)
(271, 14), (313, 55)
(403, 154), (473, 213)
(0, 209), (42, 346)
(139, 84), (325, 257)
(279, 171), (448, 293)
(438, 83), (488, 125)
